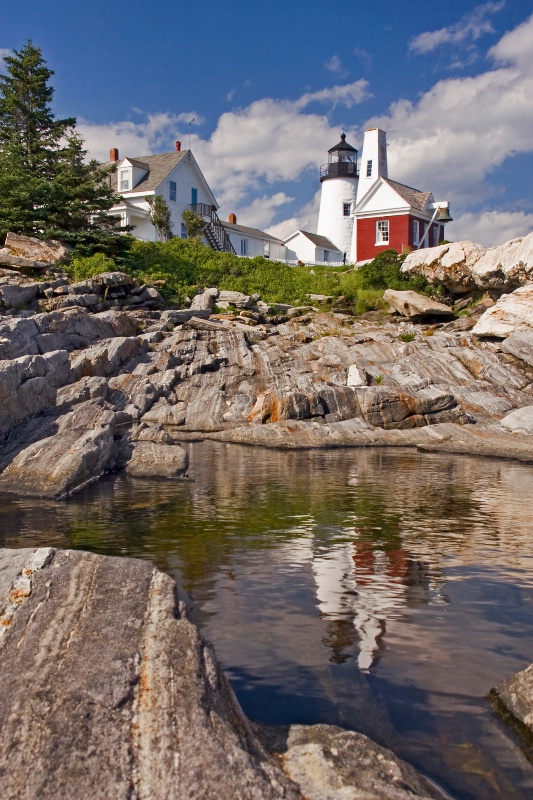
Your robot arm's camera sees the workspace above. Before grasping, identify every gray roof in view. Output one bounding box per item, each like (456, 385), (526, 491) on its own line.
(123, 157), (150, 171)
(222, 221), (284, 244)
(383, 178), (432, 211)
(296, 230), (341, 252)
(108, 151), (189, 194)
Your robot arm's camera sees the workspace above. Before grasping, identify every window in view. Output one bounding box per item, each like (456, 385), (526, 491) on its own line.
(411, 219), (419, 246)
(323, 249), (329, 262)
(263, 241), (270, 259)
(181, 223), (187, 239)
(120, 170), (130, 191)
(343, 202), (351, 217)
(419, 222), (427, 245)
(376, 220), (389, 245)
(191, 187), (198, 205)
(431, 225), (439, 246)
(169, 181), (177, 202)
(366, 160), (372, 177)
(240, 239), (248, 256)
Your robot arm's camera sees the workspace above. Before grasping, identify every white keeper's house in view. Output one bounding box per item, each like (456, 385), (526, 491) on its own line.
(106, 142), (287, 260)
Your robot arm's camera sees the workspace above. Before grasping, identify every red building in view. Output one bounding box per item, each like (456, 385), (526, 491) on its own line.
(352, 129), (451, 263)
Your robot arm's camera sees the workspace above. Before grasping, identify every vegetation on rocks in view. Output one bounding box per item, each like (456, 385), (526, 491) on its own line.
(66, 239), (432, 313)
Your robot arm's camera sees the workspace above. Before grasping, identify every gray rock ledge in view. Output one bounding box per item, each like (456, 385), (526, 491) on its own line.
(0, 548), (447, 800)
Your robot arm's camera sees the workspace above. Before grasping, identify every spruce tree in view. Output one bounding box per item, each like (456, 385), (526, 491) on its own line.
(0, 40), (125, 255)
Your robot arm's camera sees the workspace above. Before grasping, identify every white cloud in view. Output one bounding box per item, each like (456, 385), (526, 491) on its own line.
(369, 12), (533, 212)
(266, 190), (322, 241)
(448, 210), (533, 247)
(228, 192), (294, 230)
(409, 1), (505, 54)
(324, 55), (348, 78)
(296, 80), (369, 110)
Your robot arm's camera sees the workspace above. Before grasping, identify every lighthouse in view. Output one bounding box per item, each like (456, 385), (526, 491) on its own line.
(316, 133), (359, 261)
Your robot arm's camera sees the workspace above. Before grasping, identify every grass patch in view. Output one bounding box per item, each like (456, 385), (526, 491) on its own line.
(67, 240), (434, 315)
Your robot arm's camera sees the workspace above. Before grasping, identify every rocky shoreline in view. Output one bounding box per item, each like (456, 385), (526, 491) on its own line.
(1, 261), (533, 498)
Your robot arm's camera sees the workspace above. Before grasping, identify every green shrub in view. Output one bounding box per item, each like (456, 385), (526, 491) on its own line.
(399, 332), (416, 342)
(68, 252), (116, 281)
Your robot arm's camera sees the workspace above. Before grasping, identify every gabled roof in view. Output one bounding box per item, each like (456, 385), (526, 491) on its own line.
(382, 178), (432, 211)
(108, 151), (189, 194)
(222, 221), (284, 244)
(122, 157), (150, 171)
(285, 229), (341, 252)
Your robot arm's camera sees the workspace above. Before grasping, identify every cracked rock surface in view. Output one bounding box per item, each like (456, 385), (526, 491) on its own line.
(0, 548), (448, 800)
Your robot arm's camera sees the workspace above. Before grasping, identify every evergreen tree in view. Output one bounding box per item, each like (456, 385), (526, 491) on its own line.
(0, 40), (125, 255)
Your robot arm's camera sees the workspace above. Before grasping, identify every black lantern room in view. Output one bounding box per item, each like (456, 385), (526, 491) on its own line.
(320, 133), (359, 181)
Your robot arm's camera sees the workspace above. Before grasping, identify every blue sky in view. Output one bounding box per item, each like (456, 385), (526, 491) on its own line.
(1, 0), (532, 246)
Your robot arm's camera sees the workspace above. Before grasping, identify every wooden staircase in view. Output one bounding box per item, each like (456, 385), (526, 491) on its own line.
(189, 204), (236, 254)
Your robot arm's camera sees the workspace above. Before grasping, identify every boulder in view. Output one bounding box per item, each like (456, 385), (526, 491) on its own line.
(0, 281), (41, 309)
(0, 350), (71, 435)
(92, 271), (134, 289)
(266, 723), (446, 800)
(383, 290), (455, 321)
(0, 401), (117, 498)
(500, 406), (533, 434)
(473, 285), (533, 338)
(122, 441), (189, 478)
(0, 232), (70, 271)
(402, 232), (533, 293)
(402, 241), (484, 293)
(501, 330), (533, 366)
(473, 232), (533, 290)
(217, 290), (253, 309)
(0, 548), (302, 800)
(347, 364), (368, 387)
(491, 662), (533, 736)
(190, 287), (218, 311)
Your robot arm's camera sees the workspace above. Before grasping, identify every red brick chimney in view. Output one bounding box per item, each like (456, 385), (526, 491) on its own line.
(228, 213), (237, 224)
(110, 147), (119, 162)
(176, 141), (181, 151)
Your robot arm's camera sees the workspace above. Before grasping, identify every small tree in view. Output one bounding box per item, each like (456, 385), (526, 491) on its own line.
(146, 194), (173, 241)
(182, 208), (206, 240)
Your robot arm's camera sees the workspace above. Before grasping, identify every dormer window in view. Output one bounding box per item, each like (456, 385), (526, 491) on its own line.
(120, 170), (130, 191)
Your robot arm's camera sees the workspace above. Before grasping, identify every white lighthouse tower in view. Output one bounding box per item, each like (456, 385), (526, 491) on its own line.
(316, 133), (359, 261)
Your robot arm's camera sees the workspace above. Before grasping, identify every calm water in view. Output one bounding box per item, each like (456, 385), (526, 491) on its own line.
(2, 442), (533, 799)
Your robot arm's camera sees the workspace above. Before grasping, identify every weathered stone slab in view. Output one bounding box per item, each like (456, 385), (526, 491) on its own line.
(500, 406), (533, 434)
(384, 290), (455, 321)
(473, 285), (533, 338)
(501, 331), (533, 366)
(402, 241), (484, 294)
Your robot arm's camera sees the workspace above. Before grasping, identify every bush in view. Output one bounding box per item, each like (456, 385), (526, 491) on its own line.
(66, 239), (435, 315)
(68, 252), (116, 281)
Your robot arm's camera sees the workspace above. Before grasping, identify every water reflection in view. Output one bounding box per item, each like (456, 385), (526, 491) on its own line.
(2, 444), (533, 799)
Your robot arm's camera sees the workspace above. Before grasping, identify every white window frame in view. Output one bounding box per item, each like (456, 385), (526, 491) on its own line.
(323, 249), (329, 262)
(263, 241), (270, 259)
(240, 239), (248, 256)
(366, 160), (372, 177)
(119, 169), (130, 192)
(375, 220), (389, 245)
(411, 218), (419, 247)
(343, 202), (351, 217)
(169, 180), (177, 202)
